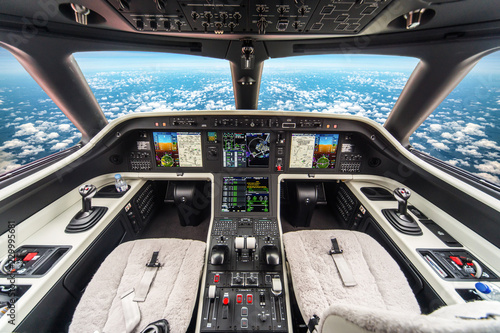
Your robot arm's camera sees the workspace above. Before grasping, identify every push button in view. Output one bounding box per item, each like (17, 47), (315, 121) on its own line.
(214, 274), (220, 283)
(223, 296), (229, 305)
(237, 294), (243, 303)
(241, 318), (248, 328)
(241, 307), (248, 316)
(247, 294), (253, 304)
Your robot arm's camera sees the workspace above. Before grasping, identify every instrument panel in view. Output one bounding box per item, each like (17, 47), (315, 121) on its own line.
(125, 114), (385, 175)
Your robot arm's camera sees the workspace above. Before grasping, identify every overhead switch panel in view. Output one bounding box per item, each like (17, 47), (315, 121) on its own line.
(106, 0), (393, 35)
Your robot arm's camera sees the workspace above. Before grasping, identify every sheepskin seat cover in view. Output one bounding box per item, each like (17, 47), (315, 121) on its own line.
(283, 230), (420, 326)
(69, 238), (206, 333)
(320, 301), (500, 333)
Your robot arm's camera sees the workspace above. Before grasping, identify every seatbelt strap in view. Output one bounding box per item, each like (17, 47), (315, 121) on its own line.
(134, 251), (162, 302)
(120, 289), (141, 333)
(329, 238), (357, 287)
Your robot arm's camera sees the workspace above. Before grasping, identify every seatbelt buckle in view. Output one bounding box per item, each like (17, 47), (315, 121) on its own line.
(329, 238), (343, 255)
(307, 314), (320, 332)
(146, 251), (162, 267)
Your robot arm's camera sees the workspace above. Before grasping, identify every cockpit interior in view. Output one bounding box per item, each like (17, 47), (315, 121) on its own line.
(0, 0), (499, 332)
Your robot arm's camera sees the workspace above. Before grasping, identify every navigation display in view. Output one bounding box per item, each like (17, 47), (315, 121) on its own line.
(222, 177), (269, 213)
(289, 133), (340, 169)
(153, 132), (203, 167)
(223, 133), (270, 168)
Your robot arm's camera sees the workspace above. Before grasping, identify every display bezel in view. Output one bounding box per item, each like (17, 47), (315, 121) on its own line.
(152, 131), (204, 168)
(221, 132), (271, 169)
(221, 176), (270, 213)
(288, 132), (341, 170)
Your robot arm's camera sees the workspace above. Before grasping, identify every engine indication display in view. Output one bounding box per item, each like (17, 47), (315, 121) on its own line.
(289, 133), (339, 169)
(223, 133), (270, 168)
(222, 177), (269, 213)
(153, 132), (203, 167)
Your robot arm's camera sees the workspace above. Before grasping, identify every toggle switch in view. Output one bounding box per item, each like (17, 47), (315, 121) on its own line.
(247, 294), (253, 304)
(237, 294), (243, 303)
(23, 252), (38, 261)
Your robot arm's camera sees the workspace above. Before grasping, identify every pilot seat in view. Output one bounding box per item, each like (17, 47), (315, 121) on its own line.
(69, 238), (206, 333)
(283, 230), (500, 332)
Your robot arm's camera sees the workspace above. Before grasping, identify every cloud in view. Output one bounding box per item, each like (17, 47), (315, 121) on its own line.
(51, 142), (71, 150)
(475, 172), (500, 184)
(0, 151), (20, 174)
(474, 139), (500, 150)
(58, 124), (71, 132)
(475, 160), (500, 175)
(14, 123), (38, 136)
(412, 143), (426, 150)
(456, 145), (482, 157)
(427, 139), (450, 150)
(461, 123), (486, 136)
(18, 145), (44, 158)
(429, 124), (442, 132)
(0, 139), (25, 150)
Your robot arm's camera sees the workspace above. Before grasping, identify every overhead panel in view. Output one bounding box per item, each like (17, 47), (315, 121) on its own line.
(106, 0), (393, 35)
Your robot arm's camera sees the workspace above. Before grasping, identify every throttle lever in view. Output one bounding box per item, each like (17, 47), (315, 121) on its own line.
(77, 184), (97, 219)
(393, 187), (411, 216)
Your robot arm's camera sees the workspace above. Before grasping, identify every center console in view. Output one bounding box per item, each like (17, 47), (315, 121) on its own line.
(200, 175), (288, 332)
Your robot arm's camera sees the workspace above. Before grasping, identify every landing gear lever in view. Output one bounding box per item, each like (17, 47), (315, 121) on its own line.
(77, 184), (97, 219)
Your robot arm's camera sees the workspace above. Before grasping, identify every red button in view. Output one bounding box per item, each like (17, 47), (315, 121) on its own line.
(214, 274), (220, 283)
(247, 294), (253, 304)
(23, 252), (38, 261)
(223, 297), (229, 305)
(277, 165), (282, 171)
(466, 262), (474, 266)
(236, 294), (243, 303)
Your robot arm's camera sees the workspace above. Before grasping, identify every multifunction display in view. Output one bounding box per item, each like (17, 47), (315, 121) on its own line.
(289, 133), (340, 169)
(153, 132), (203, 167)
(223, 133), (270, 168)
(222, 177), (269, 213)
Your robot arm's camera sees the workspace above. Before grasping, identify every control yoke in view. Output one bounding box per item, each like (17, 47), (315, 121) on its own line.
(77, 184), (97, 219)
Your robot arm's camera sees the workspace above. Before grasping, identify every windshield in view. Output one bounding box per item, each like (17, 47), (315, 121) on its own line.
(0, 48), (80, 174)
(259, 55), (419, 124)
(410, 52), (500, 185)
(1, 49), (497, 185)
(74, 52), (235, 120)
